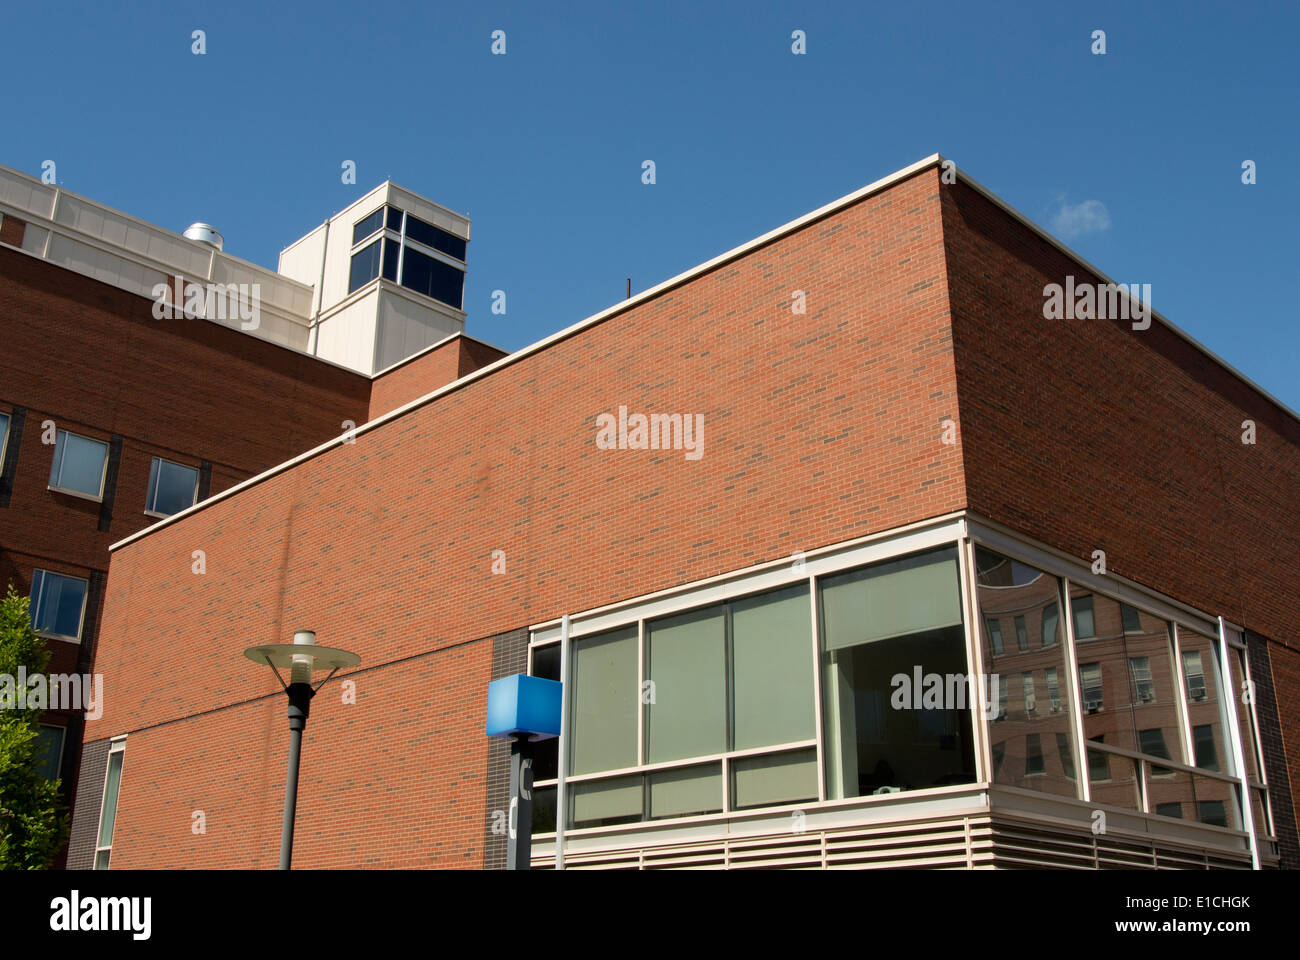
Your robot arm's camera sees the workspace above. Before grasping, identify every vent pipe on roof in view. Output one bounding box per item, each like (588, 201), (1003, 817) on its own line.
(183, 222), (224, 250)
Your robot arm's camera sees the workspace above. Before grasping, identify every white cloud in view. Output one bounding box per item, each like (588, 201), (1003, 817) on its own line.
(1048, 197), (1111, 239)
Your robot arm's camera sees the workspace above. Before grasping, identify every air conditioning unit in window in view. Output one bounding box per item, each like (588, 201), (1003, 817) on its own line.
(1050, 699), (1062, 713)
(1085, 699), (1103, 713)
(1024, 697), (1037, 713)
(1190, 686), (1206, 701)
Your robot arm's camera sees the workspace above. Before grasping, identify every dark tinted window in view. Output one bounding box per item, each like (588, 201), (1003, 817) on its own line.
(348, 240), (382, 293)
(352, 208), (385, 246)
(401, 247), (464, 307)
(404, 215), (467, 261)
(382, 238), (400, 281)
(386, 206), (404, 230)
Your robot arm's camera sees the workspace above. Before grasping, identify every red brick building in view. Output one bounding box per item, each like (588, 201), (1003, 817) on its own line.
(28, 155), (1300, 870)
(0, 164), (503, 865)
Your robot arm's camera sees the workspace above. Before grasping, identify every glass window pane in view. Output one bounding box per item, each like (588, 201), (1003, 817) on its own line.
(31, 570), (87, 639)
(399, 246), (465, 308)
(93, 849), (111, 870)
(382, 238), (400, 281)
(569, 774), (641, 829)
(731, 748), (818, 810)
(975, 547), (1078, 799)
(35, 725), (64, 781)
(348, 240), (382, 293)
(568, 626), (638, 775)
(820, 546), (974, 800)
(351, 208), (384, 246)
(50, 431), (107, 497)
(97, 750), (124, 848)
(385, 206), (404, 230)
(646, 606), (725, 763)
(0, 412), (10, 456)
(147, 458), (198, 516)
(1231, 648), (1261, 781)
(730, 584), (815, 750)
(1088, 751), (1140, 810)
(821, 549), (963, 651)
(647, 763), (721, 820)
(530, 643), (561, 781)
(1071, 590), (1142, 755)
(404, 215), (467, 261)
(1178, 628), (1232, 776)
(531, 785), (556, 835)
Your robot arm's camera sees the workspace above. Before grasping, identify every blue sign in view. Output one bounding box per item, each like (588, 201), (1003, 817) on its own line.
(486, 674), (562, 740)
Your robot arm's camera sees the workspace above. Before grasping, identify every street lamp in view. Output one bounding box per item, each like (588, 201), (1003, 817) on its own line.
(243, 629), (360, 870)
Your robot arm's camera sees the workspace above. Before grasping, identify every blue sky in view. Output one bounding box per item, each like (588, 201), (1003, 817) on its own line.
(5, 0), (1297, 411)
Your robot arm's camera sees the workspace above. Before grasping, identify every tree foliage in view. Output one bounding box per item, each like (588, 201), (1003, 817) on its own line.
(0, 585), (69, 869)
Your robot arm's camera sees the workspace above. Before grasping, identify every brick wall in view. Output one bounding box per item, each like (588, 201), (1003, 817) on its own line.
(368, 334), (507, 421)
(86, 168), (963, 867)
(0, 243), (375, 862)
(940, 179), (1300, 860)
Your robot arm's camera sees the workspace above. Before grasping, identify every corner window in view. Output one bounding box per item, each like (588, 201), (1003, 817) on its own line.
(351, 207), (386, 246)
(400, 246), (465, 308)
(348, 239), (383, 293)
(30, 569), (88, 641)
(48, 430), (108, 500)
(973, 547), (1077, 799)
(821, 546), (974, 800)
(404, 214), (467, 262)
(146, 457), (199, 517)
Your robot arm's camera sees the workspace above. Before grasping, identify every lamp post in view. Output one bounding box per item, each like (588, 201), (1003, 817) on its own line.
(243, 630), (360, 870)
(485, 674), (562, 870)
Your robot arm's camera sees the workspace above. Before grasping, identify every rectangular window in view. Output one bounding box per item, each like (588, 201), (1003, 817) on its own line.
(1079, 662), (1103, 712)
(351, 207), (385, 246)
(1197, 800), (1227, 828)
(1129, 656), (1155, 704)
(1121, 603), (1143, 634)
(568, 626), (638, 775)
(48, 430), (108, 499)
(1071, 595), (1096, 640)
(1087, 738), (1110, 782)
(400, 246), (465, 308)
(986, 618), (1003, 655)
(729, 584), (815, 750)
(146, 457), (199, 517)
(730, 748), (818, 810)
(820, 546), (974, 800)
(1138, 727), (1173, 775)
(1055, 732), (1075, 780)
(94, 743), (125, 869)
(35, 725), (65, 782)
(645, 606), (726, 763)
(30, 569), (89, 641)
(348, 239), (383, 293)
(385, 206), (404, 230)
(1041, 602), (1059, 647)
(973, 546), (1076, 799)
(1182, 650), (1206, 700)
(404, 214), (467, 262)
(647, 763), (722, 820)
(0, 411), (10, 466)
(1022, 672), (1036, 714)
(1156, 802), (1183, 819)
(1046, 667), (1061, 712)
(1193, 723), (1219, 772)
(1025, 733), (1044, 775)
(382, 238), (400, 281)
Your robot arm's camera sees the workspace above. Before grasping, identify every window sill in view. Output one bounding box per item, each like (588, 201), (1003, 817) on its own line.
(48, 485), (103, 503)
(143, 509), (174, 520)
(35, 630), (82, 645)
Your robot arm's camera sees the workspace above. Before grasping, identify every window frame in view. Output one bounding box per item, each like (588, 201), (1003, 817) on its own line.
(47, 428), (109, 502)
(93, 737), (126, 870)
(30, 568), (90, 643)
(0, 410), (10, 470)
(144, 456), (200, 518)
